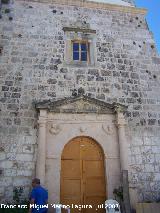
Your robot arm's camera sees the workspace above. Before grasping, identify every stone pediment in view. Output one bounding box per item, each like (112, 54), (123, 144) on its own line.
(35, 95), (127, 114)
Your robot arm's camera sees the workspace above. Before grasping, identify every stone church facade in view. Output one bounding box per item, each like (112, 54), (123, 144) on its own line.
(0, 0), (160, 211)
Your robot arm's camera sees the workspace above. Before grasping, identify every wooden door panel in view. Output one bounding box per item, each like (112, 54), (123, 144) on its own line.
(85, 196), (106, 205)
(61, 160), (80, 177)
(83, 160), (104, 177)
(85, 178), (106, 195)
(61, 179), (81, 197)
(83, 160), (106, 196)
(62, 139), (80, 159)
(62, 198), (81, 207)
(81, 138), (102, 160)
(84, 196), (106, 213)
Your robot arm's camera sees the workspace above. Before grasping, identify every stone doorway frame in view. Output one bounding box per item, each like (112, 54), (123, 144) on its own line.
(35, 94), (129, 203)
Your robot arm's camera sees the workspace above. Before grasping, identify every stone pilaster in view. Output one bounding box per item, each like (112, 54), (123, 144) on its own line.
(36, 110), (47, 186)
(116, 109), (129, 171)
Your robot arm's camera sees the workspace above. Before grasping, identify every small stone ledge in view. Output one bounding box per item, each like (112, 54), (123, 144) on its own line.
(63, 27), (96, 34)
(18, 0), (147, 15)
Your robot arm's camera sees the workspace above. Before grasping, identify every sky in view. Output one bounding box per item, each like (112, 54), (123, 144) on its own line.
(135, 0), (160, 54)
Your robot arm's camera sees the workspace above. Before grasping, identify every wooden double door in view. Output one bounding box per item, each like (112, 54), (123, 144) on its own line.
(60, 136), (106, 213)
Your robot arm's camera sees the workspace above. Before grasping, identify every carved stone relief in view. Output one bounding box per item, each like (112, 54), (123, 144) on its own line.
(49, 124), (62, 135)
(79, 126), (87, 133)
(102, 124), (114, 135)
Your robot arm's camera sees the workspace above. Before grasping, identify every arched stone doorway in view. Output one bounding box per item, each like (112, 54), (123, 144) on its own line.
(60, 136), (106, 213)
(35, 95), (130, 211)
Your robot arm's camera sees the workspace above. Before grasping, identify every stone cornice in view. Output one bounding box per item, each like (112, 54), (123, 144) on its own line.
(18, 0), (147, 15)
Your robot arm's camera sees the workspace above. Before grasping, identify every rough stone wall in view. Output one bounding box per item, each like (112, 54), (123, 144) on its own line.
(0, 0), (160, 203)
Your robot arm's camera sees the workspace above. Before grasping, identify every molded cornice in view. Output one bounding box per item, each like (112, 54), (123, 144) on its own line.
(18, 0), (147, 15)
